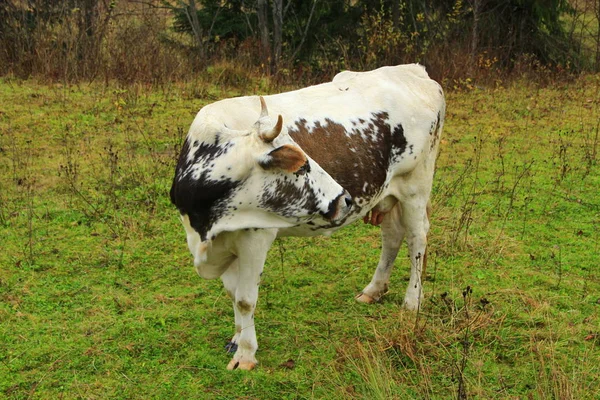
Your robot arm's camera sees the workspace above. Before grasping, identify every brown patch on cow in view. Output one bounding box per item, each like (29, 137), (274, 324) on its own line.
(288, 113), (407, 200)
(260, 144), (307, 173)
(238, 338), (255, 352)
(236, 300), (253, 314)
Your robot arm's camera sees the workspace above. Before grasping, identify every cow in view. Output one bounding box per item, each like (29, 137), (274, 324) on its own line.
(170, 64), (445, 370)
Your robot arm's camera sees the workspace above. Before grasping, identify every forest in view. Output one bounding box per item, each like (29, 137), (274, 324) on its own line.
(1, 0), (599, 84)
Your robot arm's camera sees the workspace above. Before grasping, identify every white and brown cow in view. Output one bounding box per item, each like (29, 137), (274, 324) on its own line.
(170, 64), (445, 370)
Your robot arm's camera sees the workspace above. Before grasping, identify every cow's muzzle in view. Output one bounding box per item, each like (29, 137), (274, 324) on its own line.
(322, 190), (353, 221)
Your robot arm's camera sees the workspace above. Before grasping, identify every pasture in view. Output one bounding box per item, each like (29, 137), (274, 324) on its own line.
(1, 74), (599, 399)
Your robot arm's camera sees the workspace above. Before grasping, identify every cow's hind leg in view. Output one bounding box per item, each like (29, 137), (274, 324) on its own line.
(399, 196), (430, 311)
(356, 204), (405, 303)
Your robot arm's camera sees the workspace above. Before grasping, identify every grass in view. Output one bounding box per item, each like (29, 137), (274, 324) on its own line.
(1, 73), (599, 399)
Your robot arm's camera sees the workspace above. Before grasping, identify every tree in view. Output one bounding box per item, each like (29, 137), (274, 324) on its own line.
(257, 0), (270, 67)
(164, 0), (581, 76)
(271, 0), (282, 69)
(0, 0), (114, 78)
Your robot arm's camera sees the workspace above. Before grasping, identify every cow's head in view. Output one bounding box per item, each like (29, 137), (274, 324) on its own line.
(170, 96), (353, 249)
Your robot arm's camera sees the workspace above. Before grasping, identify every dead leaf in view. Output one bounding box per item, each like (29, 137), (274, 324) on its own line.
(279, 359), (295, 369)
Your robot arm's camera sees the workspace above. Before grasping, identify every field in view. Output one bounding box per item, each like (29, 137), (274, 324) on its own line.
(1, 74), (599, 399)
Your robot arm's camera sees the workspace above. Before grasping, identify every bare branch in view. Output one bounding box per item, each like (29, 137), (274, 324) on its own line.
(290, 0), (317, 62)
(241, 0), (255, 35)
(207, 5), (223, 39)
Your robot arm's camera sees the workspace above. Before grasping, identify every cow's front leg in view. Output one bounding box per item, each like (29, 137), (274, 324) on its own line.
(221, 259), (241, 354)
(226, 229), (276, 371)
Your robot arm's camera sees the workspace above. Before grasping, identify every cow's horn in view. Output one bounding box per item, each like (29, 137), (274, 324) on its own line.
(260, 114), (283, 143)
(259, 96), (268, 118)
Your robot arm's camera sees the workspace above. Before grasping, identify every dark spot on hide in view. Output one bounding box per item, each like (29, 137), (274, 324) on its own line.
(430, 112), (442, 151)
(260, 178), (319, 217)
(237, 300), (253, 314)
(322, 193), (342, 220)
(225, 341), (238, 353)
(170, 138), (240, 241)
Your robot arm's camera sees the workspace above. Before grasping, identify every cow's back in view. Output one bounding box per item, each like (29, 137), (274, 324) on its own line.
(197, 64), (442, 131)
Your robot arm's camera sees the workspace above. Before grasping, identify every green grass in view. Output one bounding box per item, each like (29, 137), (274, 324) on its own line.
(1, 74), (599, 399)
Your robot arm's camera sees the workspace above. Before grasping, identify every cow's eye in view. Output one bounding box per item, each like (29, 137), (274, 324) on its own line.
(293, 161), (311, 176)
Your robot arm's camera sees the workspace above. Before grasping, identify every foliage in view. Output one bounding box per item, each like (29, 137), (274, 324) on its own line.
(469, 0), (578, 67)
(169, 0), (252, 44)
(1, 0), (599, 82)
(0, 0), (114, 78)
(1, 73), (599, 398)
(164, 0), (587, 73)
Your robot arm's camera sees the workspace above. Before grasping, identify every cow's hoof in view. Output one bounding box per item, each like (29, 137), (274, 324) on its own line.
(238, 361), (256, 371)
(227, 359), (256, 371)
(355, 292), (376, 304)
(226, 359), (239, 370)
(403, 298), (420, 311)
(224, 341), (238, 353)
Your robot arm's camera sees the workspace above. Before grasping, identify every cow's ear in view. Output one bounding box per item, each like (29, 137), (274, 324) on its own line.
(259, 144), (307, 173)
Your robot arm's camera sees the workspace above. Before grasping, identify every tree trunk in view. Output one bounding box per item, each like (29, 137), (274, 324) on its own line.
(271, 0), (283, 72)
(595, 0), (600, 72)
(392, 0), (400, 32)
(257, 0), (271, 70)
(77, 0), (99, 78)
(290, 0), (317, 62)
(470, 0), (481, 73)
(186, 0), (204, 58)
